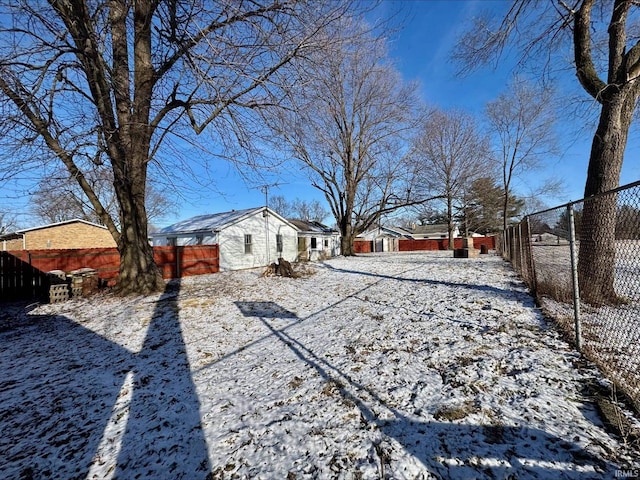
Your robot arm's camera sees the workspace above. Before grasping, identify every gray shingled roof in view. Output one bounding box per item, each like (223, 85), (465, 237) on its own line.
(398, 224), (449, 235)
(155, 207), (262, 235)
(288, 219), (336, 234)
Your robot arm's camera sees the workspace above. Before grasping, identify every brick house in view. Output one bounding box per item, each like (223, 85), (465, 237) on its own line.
(1, 219), (117, 251)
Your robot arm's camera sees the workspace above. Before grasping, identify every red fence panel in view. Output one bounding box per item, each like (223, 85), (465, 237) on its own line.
(399, 239), (448, 251)
(399, 236), (496, 252)
(180, 245), (220, 277)
(6, 245), (220, 282)
(153, 245), (220, 279)
(353, 240), (373, 253)
(153, 246), (178, 279)
(472, 236), (496, 250)
(8, 248), (120, 279)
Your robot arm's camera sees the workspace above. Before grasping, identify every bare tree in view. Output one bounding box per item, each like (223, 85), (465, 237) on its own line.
(456, 1), (640, 303)
(269, 195), (328, 223)
(410, 108), (489, 249)
(485, 79), (558, 232)
(269, 195), (294, 219)
(31, 167), (175, 227)
(291, 199), (329, 223)
(0, 212), (17, 235)
(0, 0), (353, 294)
(269, 19), (424, 255)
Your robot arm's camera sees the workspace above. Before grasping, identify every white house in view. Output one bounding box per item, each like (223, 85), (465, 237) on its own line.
(151, 207), (299, 271)
(289, 219), (341, 261)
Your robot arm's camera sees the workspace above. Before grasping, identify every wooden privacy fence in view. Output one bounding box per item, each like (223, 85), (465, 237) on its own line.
(354, 240), (373, 253)
(8, 248), (121, 279)
(399, 237), (496, 252)
(153, 245), (220, 279)
(0, 252), (50, 302)
(5, 245), (220, 282)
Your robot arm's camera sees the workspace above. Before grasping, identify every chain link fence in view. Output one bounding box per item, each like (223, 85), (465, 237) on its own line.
(500, 180), (640, 411)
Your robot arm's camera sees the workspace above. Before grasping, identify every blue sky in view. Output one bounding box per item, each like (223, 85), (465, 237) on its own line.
(4, 0), (640, 229)
(167, 0), (640, 226)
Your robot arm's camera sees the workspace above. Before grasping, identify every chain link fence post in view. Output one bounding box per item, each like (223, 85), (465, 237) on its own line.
(517, 223), (523, 276)
(525, 217), (537, 293)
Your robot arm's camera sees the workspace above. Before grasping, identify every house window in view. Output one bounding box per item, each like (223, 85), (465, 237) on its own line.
(167, 237), (177, 247)
(276, 234), (283, 253)
(310, 237), (317, 249)
(324, 239), (329, 248)
(244, 234), (252, 254)
(195, 235), (203, 245)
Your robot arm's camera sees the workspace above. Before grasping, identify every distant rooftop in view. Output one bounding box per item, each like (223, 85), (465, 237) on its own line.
(288, 219), (336, 234)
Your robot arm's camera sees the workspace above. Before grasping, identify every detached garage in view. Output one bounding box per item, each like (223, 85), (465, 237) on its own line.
(151, 207), (299, 271)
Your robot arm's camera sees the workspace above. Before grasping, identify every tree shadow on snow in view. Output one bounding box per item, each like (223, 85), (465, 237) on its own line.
(0, 280), (210, 479)
(236, 301), (616, 479)
(322, 263), (528, 303)
(113, 279), (211, 478)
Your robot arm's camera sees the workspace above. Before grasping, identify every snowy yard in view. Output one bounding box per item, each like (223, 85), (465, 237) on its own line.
(1, 251), (639, 479)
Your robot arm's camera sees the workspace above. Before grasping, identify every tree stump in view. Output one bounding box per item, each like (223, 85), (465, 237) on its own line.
(276, 258), (295, 277)
(262, 263), (277, 277)
(262, 258), (297, 278)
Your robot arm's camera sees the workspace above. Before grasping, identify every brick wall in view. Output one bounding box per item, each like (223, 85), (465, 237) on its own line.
(23, 222), (117, 250)
(2, 238), (23, 250)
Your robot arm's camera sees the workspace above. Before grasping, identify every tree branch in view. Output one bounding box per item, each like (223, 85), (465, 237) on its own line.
(0, 73), (120, 242)
(574, 0), (608, 101)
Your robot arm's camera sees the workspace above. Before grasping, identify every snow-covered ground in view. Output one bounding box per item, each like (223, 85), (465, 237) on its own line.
(1, 251), (639, 479)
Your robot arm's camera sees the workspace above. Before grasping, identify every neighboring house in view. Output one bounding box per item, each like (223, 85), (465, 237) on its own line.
(357, 224), (462, 252)
(357, 226), (409, 240)
(359, 224), (460, 242)
(397, 223), (460, 240)
(151, 207), (299, 271)
(356, 226), (407, 252)
(0, 219), (116, 251)
(289, 219), (341, 261)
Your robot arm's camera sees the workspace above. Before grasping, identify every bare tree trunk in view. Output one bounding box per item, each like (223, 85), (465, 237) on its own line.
(341, 220), (355, 256)
(108, 0), (162, 294)
(114, 155), (164, 294)
(502, 190), (509, 233)
(447, 194), (455, 250)
(578, 96), (632, 305)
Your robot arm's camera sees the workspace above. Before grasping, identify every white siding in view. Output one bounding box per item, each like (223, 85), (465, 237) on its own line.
(296, 233), (341, 261)
(152, 233), (217, 247)
(218, 211), (297, 271)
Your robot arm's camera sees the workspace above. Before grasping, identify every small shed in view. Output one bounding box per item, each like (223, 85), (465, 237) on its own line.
(151, 207), (299, 271)
(289, 219), (341, 261)
(1, 219), (116, 251)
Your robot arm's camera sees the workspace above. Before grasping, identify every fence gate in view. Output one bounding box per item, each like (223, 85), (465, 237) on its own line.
(0, 252), (49, 303)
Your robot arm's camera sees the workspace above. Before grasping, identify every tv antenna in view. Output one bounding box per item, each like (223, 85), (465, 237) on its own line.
(255, 182), (283, 208)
